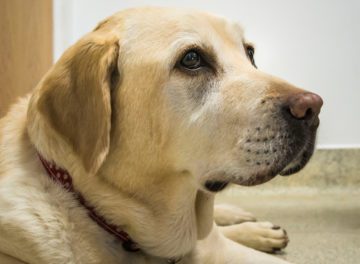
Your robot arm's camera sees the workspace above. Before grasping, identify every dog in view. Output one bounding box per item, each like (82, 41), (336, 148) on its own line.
(0, 7), (322, 264)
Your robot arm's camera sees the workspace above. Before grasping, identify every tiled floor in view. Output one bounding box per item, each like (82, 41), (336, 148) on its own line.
(216, 189), (360, 264)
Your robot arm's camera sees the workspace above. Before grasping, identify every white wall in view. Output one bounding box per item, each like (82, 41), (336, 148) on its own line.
(54, 0), (360, 148)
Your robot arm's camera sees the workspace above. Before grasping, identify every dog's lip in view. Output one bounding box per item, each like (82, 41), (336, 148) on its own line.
(204, 180), (229, 192)
(279, 164), (304, 176)
(231, 139), (315, 186)
(231, 169), (279, 186)
(279, 147), (313, 176)
(202, 168), (279, 189)
(279, 133), (316, 176)
(202, 129), (317, 188)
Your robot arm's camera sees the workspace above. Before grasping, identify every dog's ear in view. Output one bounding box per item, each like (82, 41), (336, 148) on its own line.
(35, 34), (119, 173)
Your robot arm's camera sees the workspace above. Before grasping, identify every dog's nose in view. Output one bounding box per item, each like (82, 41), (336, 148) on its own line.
(286, 92), (323, 122)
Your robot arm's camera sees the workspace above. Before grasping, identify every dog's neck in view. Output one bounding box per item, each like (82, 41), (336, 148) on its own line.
(35, 146), (214, 259)
(85, 169), (214, 259)
(37, 153), (141, 252)
(84, 165), (205, 258)
(28, 102), (214, 258)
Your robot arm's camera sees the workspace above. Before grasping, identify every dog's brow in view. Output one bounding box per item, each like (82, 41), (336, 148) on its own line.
(227, 22), (245, 47)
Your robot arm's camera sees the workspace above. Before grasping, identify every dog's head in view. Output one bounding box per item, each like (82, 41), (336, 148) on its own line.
(28, 7), (322, 194)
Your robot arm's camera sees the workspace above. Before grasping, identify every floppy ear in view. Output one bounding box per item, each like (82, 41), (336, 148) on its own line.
(35, 34), (119, 173)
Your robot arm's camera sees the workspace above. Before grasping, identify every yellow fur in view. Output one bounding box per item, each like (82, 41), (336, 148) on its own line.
(0, 7), (314, 263)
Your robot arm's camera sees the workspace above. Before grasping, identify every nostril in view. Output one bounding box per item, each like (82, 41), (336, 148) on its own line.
(289, 100), (310, 119)
(303, 108), (314, 120)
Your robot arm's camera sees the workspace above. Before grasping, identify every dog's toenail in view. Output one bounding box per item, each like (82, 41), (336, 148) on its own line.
(272, 225), (281, 230)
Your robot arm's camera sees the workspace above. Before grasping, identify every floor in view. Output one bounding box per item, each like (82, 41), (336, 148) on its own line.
(216, 189), (360, 264)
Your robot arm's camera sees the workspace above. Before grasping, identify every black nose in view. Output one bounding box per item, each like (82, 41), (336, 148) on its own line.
(285, 92), (323, 125)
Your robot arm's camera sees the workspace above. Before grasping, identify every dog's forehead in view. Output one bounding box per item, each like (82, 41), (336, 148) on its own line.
(117, 7), (245, 54)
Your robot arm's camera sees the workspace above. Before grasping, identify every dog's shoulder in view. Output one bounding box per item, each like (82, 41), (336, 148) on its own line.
(0, 96), (31, 179)
(0, 97), (131, 263)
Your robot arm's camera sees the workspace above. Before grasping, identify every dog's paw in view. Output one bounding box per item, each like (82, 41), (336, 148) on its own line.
(214, 204), (256, 226)
(219, 221), (289, 253)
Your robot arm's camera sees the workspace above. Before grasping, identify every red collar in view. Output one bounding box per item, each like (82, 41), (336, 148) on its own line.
(38, 154), (140, 252)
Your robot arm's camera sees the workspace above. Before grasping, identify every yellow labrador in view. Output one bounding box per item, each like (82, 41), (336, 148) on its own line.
(0, 7), (322, 264)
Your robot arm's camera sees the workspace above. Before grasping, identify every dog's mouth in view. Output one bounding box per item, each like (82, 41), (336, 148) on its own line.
(235, 139), (315, 187)
(238, 131), (316, 187)
(204, 122), (318, 192)
(278, 141), (315, 176)
(204, 144), (314, 192)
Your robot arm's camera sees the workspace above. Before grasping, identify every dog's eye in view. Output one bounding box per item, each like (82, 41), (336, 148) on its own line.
(246, 46), (257, 68)
(180, 51), (202, 69)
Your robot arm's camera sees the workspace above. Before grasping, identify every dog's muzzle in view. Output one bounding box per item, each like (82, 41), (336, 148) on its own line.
(205, 92), (323, 191)
(278, 92), (323, 175)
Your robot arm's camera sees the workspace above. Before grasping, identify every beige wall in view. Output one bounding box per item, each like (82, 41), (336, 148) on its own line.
(0, 0), (53, 117)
